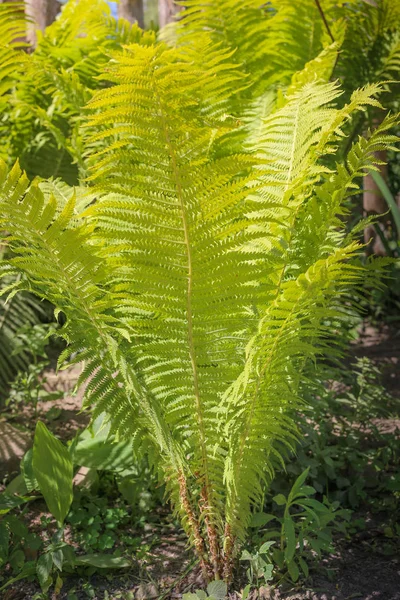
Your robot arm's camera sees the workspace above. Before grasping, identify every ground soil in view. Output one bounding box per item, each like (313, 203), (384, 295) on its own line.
(0, 364), (88, 481)
(1, 322), (400, 600)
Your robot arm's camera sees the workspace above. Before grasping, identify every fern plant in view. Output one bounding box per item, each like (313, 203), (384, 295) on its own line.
(0, 24), (398, 587)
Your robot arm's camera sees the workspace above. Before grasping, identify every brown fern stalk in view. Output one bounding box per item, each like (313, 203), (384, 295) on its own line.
(314, 0), (335, 43)
(178, 471), (212, 581)
(222, 523), (235, 583)
(200, 485), (222, 579)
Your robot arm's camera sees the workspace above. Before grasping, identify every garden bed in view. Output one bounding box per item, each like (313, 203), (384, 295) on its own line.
(1, 322), (399, 600)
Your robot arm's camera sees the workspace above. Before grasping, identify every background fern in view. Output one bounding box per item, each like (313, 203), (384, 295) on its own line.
(0, 0), (155, 182)
(0, 274), (46, 396)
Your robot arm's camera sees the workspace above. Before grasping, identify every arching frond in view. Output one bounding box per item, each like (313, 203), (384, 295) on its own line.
(84, 39), (260, 539)
(163, 0), (347, 102)
(0, 2), (27, 47)
(223, 112), (399, 540)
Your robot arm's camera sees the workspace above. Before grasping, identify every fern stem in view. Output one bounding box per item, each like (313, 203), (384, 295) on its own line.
(178, 471), (212, 582)
(314, 0), (335, 43)
(200, 485), (222, 579)
(285, 102), (300, 193)
(222, 523), (235, 583)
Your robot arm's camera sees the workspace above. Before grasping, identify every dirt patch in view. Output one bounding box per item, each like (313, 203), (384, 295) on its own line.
(0, 364), (88, 480)
(0, 421), (30, 476)
(351, 322), (400, 399)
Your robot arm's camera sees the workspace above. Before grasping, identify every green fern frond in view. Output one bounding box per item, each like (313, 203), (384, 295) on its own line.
(165, 0), (338, 99)
(0, 277), (45, 395)
(220, 88), (400, 542)
(0, 2), (27, 47)
(39, 179), (96, 215)
(2, 0), (154, 182)
(0, 160), (182, 466)
(84, 40), (262, 542)
(224, 244), (365, 539)
(285, 43), (340, 97)
(336, 0), (400, 106)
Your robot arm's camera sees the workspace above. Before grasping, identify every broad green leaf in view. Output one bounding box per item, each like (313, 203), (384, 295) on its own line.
(0, 493), (32, 515)
(52, 548), (64, 571)
(207, 581), (227, 599)
(36, 553), (52, 592)
(182, 595), (199, 600)
(55, 574), (63, 595)
(4, 474), (28, 496)
(74, 554), (130, 568)
(117, 475), (140, 506)
(298, 498), (326, 511)
(288, 468), (310, 502)
(9, 548), (25, 572)
(309, 537), (322, 555)
(284, 516), (296, 562)
(6, 514), (28, 538)
(71, 425), (134, 471)
(262, 563), (274, 581)
(299, 556), (309, 577)
(272, 548), (285, 569)
(262, 529), (282, 540)
(273, 493), (287, 506)
(287, 558), (300, 582)
(295, 485), (316, 498)
(242, 584), (251, 600)
(296, 503), (320, 525)
(249, 513), (276, 527)
(0, 562), (37, 592)
(33, 421), (73, 525)
(21, 449), (39, 492)
(196, 592), (207, 600)
(259, 541), (275, 554)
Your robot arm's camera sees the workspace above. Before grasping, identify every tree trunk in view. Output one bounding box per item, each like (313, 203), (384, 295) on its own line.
(363, 123), (389, 256)
(118, 0), (144, 28)
(363, 113), (389, 255)
(158, 0), (182, 28)
(25, 0), (61, 47)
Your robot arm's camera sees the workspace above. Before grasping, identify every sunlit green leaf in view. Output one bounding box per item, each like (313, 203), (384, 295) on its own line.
(207, 580), (227, 599)
(33, 421), (73, 525)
